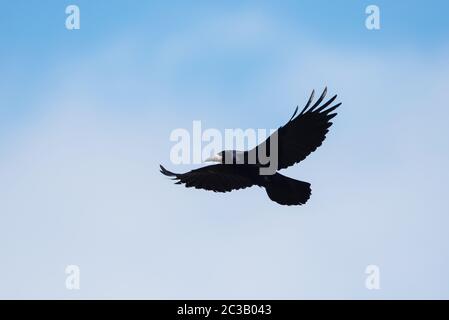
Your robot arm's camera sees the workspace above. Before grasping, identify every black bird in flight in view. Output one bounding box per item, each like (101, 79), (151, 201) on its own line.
(160, 88), (341, 206)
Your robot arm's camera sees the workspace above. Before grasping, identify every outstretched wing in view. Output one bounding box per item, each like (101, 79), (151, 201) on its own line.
(160, 165), (256, 193)
(252, 87), (341, 170)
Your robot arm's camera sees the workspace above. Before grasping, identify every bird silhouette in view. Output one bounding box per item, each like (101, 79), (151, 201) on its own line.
(160, 88), (341, 206)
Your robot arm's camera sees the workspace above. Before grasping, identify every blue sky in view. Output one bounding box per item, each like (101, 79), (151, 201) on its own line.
(0, 1), (449, 298)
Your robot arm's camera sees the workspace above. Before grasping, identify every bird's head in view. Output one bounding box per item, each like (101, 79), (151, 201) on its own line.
(205, 150), (236, 164)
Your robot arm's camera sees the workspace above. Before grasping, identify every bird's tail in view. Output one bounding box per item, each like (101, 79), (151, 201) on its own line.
(264, 173), (311, 206)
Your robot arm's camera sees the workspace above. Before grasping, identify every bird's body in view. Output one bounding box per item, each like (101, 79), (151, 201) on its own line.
(160, 88), (341, 206)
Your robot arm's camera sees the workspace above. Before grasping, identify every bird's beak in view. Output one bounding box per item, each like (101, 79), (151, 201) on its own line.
(205, 154), (223, 163)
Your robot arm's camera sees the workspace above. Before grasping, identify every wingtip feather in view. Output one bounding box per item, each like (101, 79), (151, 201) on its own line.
(160, 164), (177, 177)
(299, 89), (315, 116)
(289, 105), (299, 122)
